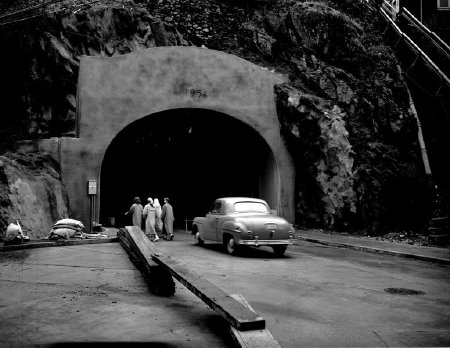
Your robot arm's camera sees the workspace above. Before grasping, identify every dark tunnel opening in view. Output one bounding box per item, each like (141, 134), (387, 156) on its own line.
(100, 108), (274, 228)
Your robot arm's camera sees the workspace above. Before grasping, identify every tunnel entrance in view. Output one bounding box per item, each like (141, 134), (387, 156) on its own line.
(100, 108), (276, 228)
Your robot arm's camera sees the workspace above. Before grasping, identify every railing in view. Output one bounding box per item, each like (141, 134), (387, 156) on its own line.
(382, 0), (400, 20)
(380, 7), (450, 95)
(400, 7), (450, 79)
(402, 8), (450, 55)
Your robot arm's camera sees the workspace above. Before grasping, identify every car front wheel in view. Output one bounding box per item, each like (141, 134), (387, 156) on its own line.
(272, 245), (287, 256)
(225, 236), (238, 255)
(194, 232), (204, 246)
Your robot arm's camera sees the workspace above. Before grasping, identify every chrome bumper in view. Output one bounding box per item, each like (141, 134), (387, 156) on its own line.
(238, 238), (294, 246)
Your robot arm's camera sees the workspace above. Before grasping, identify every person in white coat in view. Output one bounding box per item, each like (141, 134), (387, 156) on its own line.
(153, 198), (163, 234)
(143, 198), (159, 241)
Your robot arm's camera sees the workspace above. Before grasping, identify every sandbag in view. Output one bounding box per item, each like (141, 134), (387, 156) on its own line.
(53, 219), (85, 230)
(49, 228), (77, 240)
(52, 224), (83, 232)
(5, 223), (22, 242)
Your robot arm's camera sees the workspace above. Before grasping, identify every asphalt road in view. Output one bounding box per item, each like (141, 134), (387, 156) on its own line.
(0, 242), (234, 347)
(155, 231), (450, 347)
(1, 230), (450, 347)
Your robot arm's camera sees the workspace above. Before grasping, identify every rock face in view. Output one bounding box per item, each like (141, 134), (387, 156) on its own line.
(147, 0), (246, 49)
(0, 3), (189, 146)
(0, 0), (433, 234)
(275, 83), (356, 229)
(0, 153), (70, 240)
(260, 1), (431, 232)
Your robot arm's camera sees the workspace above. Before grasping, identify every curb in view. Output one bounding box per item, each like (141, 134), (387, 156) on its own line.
(0, 237), (119, 252)
(295, 236), (450, 265)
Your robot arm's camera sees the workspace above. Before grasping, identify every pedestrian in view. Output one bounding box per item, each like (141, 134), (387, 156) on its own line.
(161, 197), (174, 240)
(153, 198), (163, 234)
(125, 197), (143, 228)
(143, 197), (159, 241)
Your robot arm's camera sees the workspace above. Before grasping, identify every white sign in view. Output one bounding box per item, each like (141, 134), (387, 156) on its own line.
(88, 180), (97, 195)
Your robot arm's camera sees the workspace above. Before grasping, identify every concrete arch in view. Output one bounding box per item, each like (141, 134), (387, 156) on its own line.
(27, 47), (295, 228)
(99, 107), (279, 224)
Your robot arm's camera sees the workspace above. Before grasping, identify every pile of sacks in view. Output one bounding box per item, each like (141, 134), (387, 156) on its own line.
(49, 219), (85, 240)
(49, 219), (108, 240)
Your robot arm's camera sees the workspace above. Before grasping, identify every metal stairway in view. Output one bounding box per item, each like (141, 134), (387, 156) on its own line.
(380, 0), (449, 243)
(380, 1), (450, 97)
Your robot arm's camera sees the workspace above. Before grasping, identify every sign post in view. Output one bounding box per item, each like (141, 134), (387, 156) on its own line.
(88, 180), (97, 232)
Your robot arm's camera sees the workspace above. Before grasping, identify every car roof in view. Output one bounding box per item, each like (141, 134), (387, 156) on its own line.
(216, 197), (267, 204)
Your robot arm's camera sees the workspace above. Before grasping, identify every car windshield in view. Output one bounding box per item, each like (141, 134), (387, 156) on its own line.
(233, 202), (269, 213)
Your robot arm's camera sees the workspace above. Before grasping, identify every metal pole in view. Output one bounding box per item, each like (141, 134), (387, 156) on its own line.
(396, 65), (432, 177)
(93, 196), (96, 227)
(420, 0), (422, 23)
(89, 196), (93, 233)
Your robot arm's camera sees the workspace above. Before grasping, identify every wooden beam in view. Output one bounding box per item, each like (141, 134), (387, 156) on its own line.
(153, 253), (266, 331)
(229, 294), (281, 348)
(118, 227), (175, 296)
(120, 226), (266, 331)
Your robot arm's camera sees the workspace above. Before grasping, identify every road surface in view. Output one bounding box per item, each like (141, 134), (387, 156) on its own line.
(157, 230), (450, 347)
(1, 230), (449, 347)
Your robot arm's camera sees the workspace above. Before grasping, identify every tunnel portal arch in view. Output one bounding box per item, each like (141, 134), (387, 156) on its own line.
(100, 108), (279, 227)
(34, 46), (295, 228)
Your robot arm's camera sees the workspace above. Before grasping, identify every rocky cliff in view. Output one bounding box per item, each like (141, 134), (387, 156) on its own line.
(0, 0), (432, 235)
(0, 153), (70, 240)
(0, 1), (188, 143)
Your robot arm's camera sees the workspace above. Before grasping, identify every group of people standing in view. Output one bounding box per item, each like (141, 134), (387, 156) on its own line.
(125, 197), (174, 241)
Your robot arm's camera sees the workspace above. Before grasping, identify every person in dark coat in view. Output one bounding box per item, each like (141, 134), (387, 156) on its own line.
(161, 197), (174, 240)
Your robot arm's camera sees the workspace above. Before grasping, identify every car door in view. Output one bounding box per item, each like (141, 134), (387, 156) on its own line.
(205, 201), (222, 241)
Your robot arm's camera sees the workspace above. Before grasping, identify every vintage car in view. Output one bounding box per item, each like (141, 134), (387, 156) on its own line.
(192, 197), (294, 256)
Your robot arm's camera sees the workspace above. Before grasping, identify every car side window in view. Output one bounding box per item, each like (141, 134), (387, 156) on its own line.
(211, 202), (222, 214)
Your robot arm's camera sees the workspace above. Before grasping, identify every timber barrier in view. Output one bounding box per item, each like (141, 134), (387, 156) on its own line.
(118, 226), (281, 347)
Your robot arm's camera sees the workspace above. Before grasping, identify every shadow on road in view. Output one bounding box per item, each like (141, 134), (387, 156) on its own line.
(197, 242), (294, 259)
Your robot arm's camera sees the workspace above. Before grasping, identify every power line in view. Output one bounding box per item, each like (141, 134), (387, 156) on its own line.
(0, 0), (66, 21)
(0, 12), (45, 27)
(0, 0), (101, 27)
